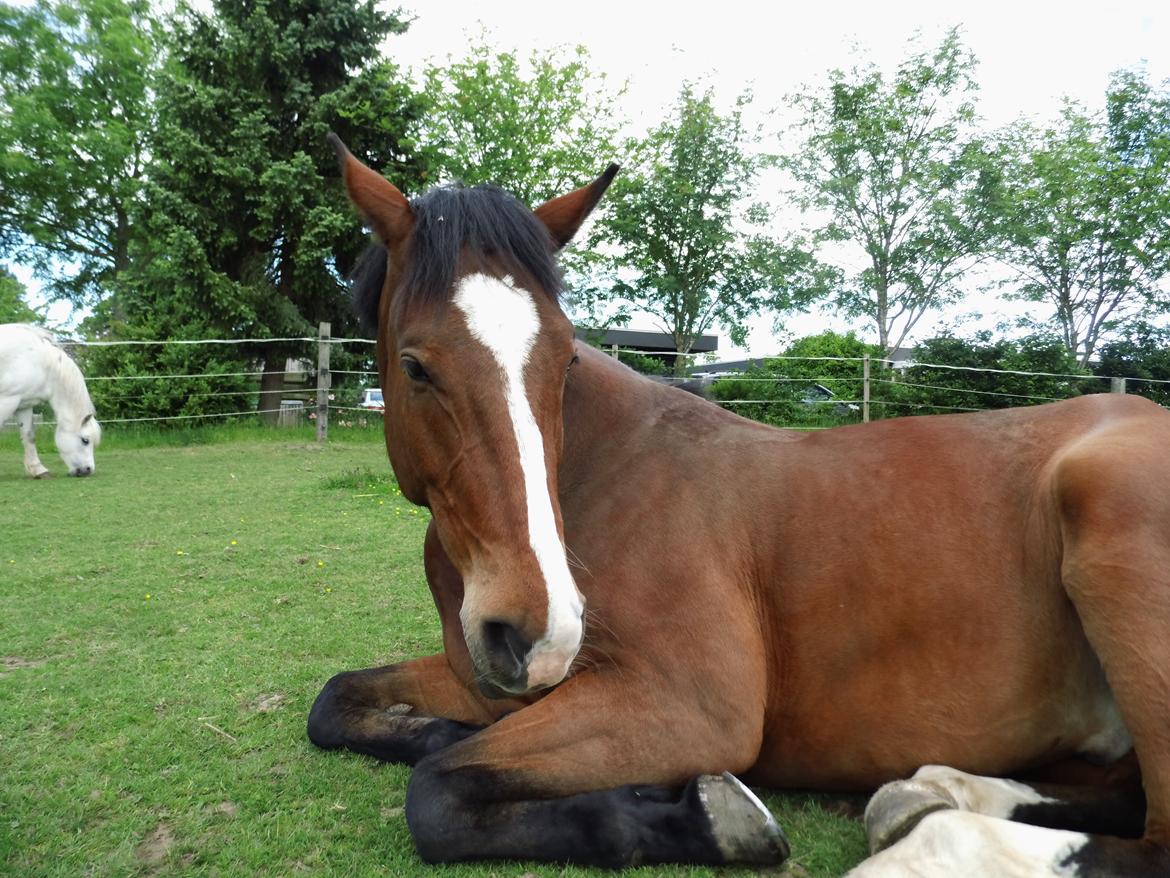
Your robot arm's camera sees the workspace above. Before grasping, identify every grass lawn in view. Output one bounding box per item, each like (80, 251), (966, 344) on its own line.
(0, 427), (867, 877)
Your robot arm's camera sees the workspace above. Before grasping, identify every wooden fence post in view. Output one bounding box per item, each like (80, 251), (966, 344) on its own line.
(316, 322), (331, 442)
(1110, 377), (1127, 394)
(862, 354), (871, 423)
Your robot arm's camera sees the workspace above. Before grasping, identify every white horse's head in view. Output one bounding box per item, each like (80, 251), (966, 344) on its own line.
(55, 413), (101, 476)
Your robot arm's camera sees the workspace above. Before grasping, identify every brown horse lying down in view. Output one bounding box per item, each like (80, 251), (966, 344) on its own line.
(308, 137), (1170, 875)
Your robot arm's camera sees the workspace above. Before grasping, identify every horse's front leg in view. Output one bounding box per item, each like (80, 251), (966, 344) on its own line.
(307, 652), (526, 765)
(404, 670), (787, 868)
(15, 407), (50, 478)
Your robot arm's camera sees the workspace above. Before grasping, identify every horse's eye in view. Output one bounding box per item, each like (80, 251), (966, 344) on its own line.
(81, 437), (90, 446)
(401, 356), (430, 383)
(567, 353), (580, 371)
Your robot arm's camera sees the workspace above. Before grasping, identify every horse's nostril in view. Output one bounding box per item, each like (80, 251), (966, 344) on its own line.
(481, 620), (533, 680)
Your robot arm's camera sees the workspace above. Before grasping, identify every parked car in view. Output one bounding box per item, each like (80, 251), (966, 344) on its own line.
(801, 383), (859, 414)
(357, 388), (384, 411)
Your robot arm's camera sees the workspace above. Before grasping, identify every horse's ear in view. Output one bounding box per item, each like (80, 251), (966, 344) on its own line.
(534, 164), (619, 250)
(327, 133), (414, 248)
(81, 413), (93, 426)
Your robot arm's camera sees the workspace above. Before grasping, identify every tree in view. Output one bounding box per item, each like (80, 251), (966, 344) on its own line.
(417, 39), (624, 205)
(92, 0), (427, 422)
(709, 330), (879, 427)
(1093, 323), (1170, 407)
(995, 71), (1170, 366)
(0, 266), (37, 322)
(585, 85), (826, 372)
(785, 29), (1001, 356)
(0, 0), (158, 305)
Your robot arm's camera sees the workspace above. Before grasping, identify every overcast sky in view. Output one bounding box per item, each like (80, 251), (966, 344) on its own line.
(22, 1), (1170, 353)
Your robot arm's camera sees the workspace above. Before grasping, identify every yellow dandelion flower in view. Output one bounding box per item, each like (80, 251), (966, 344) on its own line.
(230, 540), (237, 546)
(176, 550), (185, 556)
(144, 593), (151, 600)
(317, 561), (324, 568)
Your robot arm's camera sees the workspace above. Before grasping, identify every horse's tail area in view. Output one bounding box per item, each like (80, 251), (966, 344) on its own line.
(1052, 398), (1170, 843)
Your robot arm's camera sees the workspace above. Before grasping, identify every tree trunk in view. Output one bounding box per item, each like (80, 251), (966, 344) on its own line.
(258, 362), (285, 426)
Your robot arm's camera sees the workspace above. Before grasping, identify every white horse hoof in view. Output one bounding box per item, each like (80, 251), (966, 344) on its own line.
(30, 468), (51, 479)
(697, 772), (790, 865)
(865, 778), (958, 854)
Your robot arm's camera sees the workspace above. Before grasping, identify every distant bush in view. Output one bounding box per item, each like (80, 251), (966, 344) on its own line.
(1092, 325), (1170, 407)
(874, 332), (1089, 418)
(710, 331), (879, 427)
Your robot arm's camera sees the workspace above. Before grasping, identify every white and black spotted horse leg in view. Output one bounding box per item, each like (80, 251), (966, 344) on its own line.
(852, 765), (1166, 877)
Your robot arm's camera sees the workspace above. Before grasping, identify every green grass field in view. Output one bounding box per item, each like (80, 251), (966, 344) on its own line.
(0, 427), (867, 877)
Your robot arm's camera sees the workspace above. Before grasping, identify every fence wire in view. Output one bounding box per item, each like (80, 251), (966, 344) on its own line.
(10, 333), (1165, 431)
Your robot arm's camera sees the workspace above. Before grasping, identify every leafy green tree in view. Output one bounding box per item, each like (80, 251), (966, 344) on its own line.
(995, 70), (1170, 366)
(1093, 323), (1170, 406)
(418, 39), (623, 205)
(92, 0), (426, 422)
(586, 85), (826, 372)
(0, 266), (37, 322)
(785, 29), (1001, 356)
(710, 330), (879, 426)
(0, 0), (158, 305)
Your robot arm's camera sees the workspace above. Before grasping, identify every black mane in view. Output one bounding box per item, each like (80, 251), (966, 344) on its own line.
(350, 184), (563, 334)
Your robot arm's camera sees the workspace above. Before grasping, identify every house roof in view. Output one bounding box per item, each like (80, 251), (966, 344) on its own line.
(573, 327), (719, 354)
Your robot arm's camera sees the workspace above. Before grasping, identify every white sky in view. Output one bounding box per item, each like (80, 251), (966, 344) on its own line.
(21, 0), (1170, 355)
(386, 0), (1169, 358)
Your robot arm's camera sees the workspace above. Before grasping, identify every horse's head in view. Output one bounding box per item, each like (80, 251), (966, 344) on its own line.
(56, 412), (101, 477)
(331, 136), (616, 698)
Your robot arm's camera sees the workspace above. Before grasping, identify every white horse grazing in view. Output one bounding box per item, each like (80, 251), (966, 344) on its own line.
(0, 323), (101, 478)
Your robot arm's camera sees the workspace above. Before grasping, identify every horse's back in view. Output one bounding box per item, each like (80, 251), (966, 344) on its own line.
(737, 394), (1169, 790)
(0, 323), (56, 401)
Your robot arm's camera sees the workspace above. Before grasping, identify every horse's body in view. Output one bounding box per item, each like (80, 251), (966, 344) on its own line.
(561, 352), (1138, 792)
(309, 141), (1170, 874)
(0, 323), (101, 477)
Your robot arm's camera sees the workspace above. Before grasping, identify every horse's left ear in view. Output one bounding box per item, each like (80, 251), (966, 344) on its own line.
(534, 164), (619, 249)
(81, 413), (93, 426)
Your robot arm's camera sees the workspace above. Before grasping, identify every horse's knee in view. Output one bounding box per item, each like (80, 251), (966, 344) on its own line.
(306, 671), (355, 750)
(405, 754), (469, 863)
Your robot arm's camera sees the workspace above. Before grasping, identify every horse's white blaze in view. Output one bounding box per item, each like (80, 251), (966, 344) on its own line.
(848, 810), (1089, 878)
(453, 274), (583, 688)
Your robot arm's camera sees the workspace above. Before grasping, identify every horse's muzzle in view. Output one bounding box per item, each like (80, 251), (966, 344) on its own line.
(477, 620), (532, 696)
(69, 466), (94, 477)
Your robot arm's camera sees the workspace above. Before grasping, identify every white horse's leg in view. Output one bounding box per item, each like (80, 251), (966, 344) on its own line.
(866, 764), (1144, 854)
(854, 764), (1161, 876)
(0, 396), (29, 476)
(866, 765), (1056, 853)
(849, 809), (1094, 877)
(15, 406), (50, 478)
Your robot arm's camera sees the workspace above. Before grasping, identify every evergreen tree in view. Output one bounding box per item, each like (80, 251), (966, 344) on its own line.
(95, 0), (427, 422)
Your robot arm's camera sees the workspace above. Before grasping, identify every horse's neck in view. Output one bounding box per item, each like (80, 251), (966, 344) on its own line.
(42, 346), (93, 426)
(560, 347), (668, 480)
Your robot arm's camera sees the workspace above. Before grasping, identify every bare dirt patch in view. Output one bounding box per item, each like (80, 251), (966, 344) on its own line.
(248, 692), (285, 713)
(2, 656), (49, 671)
(134, 822), (175, 863)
